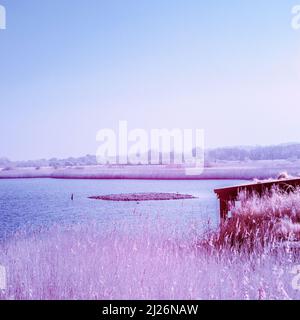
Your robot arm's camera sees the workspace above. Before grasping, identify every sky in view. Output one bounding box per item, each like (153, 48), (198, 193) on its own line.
(0, 0), (300, 160)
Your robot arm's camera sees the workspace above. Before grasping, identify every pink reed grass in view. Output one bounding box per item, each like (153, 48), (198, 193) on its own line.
(211, 187), (300, 250)
(1, 189), (300, 300)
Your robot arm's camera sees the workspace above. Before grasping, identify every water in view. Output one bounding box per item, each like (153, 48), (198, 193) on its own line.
(0, 179), (246, 239)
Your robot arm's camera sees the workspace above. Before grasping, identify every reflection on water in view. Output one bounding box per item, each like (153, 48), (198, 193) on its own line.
(0, 179), (246, 239)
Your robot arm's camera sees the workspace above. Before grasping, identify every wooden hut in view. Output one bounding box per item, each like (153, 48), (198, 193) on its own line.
(214, 178), (300, 222)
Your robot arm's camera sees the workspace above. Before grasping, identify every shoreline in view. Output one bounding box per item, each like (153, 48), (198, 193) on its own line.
(0, 161), (300, 180)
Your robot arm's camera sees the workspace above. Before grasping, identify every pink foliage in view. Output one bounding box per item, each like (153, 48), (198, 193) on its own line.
(210, 187), (300, 250)
(0, 211), (299, 300)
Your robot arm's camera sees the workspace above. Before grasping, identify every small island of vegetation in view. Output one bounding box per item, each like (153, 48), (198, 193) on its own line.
(88, 192), (197, 201)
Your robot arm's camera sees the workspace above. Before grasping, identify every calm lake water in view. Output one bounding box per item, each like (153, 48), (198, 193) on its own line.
(0, 179), (246, 240)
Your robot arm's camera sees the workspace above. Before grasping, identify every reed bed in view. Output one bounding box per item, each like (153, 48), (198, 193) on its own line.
(1, 188), (300, 300)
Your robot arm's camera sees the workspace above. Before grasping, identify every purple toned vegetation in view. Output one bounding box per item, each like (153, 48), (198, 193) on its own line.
(1, 188), (300, 300)
(89, 193), (196, 201)
(212, 187), (300, 250)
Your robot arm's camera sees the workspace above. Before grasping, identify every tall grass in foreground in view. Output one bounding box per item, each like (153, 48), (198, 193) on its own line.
(1, 189), (300, 300)
(213, 187), (300, 250)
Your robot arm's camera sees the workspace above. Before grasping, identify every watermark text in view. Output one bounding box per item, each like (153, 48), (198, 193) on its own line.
(292, 5), (300, 30)
(0, 265), (6, 290)
(291, 265), (300, 290)
(96, 121), (204, 176)
(0, 4), (6, 30)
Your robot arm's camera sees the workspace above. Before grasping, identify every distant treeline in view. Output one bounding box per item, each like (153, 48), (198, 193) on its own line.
(1, 143), (300, 168)
(0, 155), (98, 168)
(205, 143), (300, 162)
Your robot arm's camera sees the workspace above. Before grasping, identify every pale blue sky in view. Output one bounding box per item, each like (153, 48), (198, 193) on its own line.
(0, 0), (300, 160)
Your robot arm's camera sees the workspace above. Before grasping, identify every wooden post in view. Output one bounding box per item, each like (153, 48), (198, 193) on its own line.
(220, 197), (229, 223)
